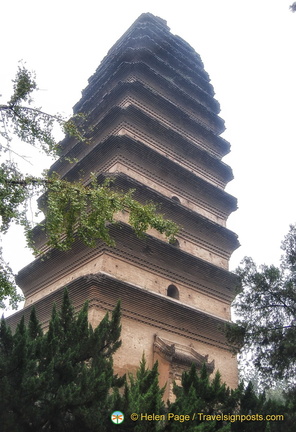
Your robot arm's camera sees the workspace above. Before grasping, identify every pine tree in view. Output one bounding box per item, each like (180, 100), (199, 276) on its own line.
(120, 355), (165, 432)
(166, 364), (236, 431)
(0, 289), (123, 431)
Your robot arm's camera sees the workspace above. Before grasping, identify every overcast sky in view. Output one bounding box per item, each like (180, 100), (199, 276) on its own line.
(1, 0), (296, 284)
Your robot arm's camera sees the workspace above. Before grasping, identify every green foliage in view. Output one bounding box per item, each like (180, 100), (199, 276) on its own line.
(227, 224), (296, 389)
(122, 355), (165, 431)
(8, 65), (37, 106)
(39, 174), (178, 252)
(1, 64), (85, 156)
(0, 252), (23, 309)
(0, 163), (28, 309)
(0, 289), (123, 431)
(1, 301), (294, 432)
(0, 163), (29, 233)
(0, 65), (178, 309)
(166, 364), (240, 431)
(166, 365), (292, 432)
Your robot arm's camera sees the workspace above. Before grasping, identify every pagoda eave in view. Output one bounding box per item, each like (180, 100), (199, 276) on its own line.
(17, 223), (238, 304)
(8, 273), (232, 350)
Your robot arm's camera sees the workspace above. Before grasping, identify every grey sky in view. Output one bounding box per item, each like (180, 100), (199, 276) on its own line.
(1, 0), (296, 279)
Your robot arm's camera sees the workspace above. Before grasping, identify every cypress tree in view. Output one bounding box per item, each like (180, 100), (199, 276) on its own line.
(0, 289), (123, 431)
(166, 364), (239, 432)
(121, 354), (165, 432)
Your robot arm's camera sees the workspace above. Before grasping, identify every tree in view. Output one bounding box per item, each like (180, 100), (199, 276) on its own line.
(226, 224), (296, 390)
(0, 289), (123, 431)
(290, 2), (296, 12)
(120, 355), (165, 431)
(165, 364), (240, 431)
(0, 65), (178, 309)
(165, 365), (292, 432)
(2, 295), (293, 432)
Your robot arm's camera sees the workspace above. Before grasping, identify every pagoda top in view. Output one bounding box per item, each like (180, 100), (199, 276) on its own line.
(73, 12), (210, 114)
(104, 12), (202, 63)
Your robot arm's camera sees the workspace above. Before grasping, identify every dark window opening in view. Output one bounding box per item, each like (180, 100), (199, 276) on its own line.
(171, 195), (180, 203)
(169, 238), (180, 247)
(167, 284), (179, 300)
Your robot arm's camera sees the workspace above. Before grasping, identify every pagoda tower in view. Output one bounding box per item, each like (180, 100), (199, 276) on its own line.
(8, 13), (239, 399)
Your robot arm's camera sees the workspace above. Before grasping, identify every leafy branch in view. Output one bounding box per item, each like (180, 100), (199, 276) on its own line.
(0, 63), (86, 157)
(34, 175), (178, 252)
(226, 227), (296, 388)
(0, 64), (179, 310)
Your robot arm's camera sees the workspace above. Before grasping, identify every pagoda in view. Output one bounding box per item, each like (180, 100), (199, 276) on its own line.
(8, 13), (239, 399)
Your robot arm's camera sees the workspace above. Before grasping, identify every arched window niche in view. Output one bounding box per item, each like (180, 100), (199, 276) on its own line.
(167, 284), (179, 300)
(171, 195), (181, 203)
(169, 237), (180, 247)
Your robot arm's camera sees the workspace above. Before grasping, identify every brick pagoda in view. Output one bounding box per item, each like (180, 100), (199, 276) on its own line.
(9, 13), (239, 399)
